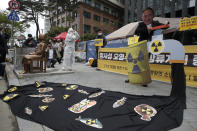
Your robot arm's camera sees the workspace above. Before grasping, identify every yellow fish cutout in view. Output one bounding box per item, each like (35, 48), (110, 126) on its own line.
(3, 94), (19, 101)
(35, 81), (41, 88)
(66, 85), (78, 90)
(39, 105), (48, 111)
(61, 83), (67, 86)
(63, 94), (70, 100)
(8, 86), (17, 92)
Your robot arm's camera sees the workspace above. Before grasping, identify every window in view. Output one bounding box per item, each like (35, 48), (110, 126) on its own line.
(94, 15), (100, 22)
(52, 21), (56, 26)
(103, 18), (109, 24)
(84, 0), (91, 5)
(93, 27), (99, 33)
(104, 7), (109, 13)
(83, 11), (91, 19)
(94, 2), (101, 9)
(84, 24), (91, 33)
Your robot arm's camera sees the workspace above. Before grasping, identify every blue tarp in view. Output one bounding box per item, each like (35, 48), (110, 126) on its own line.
(105, 38), (128, 48)
(86, 40), (97, 62)
(76, 41), (86, 51)
(85, 38), (129, 62)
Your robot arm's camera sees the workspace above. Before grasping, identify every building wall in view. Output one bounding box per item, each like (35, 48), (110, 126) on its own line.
(125, 0), (197, 24)
(49, 0), (124, 37)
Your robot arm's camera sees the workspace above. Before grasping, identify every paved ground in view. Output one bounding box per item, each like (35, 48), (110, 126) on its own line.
(1, 62), (197, 131)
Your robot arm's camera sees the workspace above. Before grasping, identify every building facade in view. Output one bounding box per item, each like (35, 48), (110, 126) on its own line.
(124, 0), (197, 24)
(48, 0), (124, 37)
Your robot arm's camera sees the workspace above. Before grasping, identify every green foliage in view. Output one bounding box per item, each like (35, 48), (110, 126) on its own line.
(82, 33), (97, 41)
(44, 26), (69, 44)
(0, 11), (30, 36)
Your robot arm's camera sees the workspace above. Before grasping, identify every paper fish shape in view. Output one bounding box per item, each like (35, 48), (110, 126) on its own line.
(42, 97), (55, 103)
(37, 87), (53, 93)
(89, 90), (105, 98)
(113, 97), (127, 108)
(76, 116), (103, 129)
(8, 86), (17, 92)
(28, 94), (52, 98)
(66, 85), (78, 90)
(3, 94), (19, 101)
(39, 105), (48, 111)
(134, 104), (157, 121)
(68, 99), (97, 113)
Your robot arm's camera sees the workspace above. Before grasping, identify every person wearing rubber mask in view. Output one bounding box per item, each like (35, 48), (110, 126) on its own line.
(135, 7), (164, 42)
(62, 28), (80, 71)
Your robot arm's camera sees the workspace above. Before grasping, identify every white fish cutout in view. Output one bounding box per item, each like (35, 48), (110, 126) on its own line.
(68, 99), (97, 113)
(113, 97), (127, 108)
(89, 90), (105, 98)
(78, 89), (89, 95)
(76, 116), (103, 129)
(37, 87), (53, 93)
(28, 94), (52, 98)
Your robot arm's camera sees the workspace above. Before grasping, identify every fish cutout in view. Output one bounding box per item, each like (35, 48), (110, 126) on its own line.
(113, 97), (127, 108)
(68, 99), (97, 113)
(8, 86), (17, 92)
(61, 83), (67, 86)
(76, 116), (103, 129)
(42, 97), (55, 103)
(134, 104), (157, 121)
(39, 105), (48, 111)
(63, 94), (70, 100)
(37, 87), (53, 93)
(78, 89), (89, 95)
(3, 94), (19, 101)
(28, 94), (52, 98)
(35, 81), (41, 88)
(89, 90), (105, 98)
(25, 107), (32, 115)
(66, 85), (78, 90)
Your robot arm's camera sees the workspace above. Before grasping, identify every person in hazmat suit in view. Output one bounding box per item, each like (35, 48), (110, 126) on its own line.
(62, 28), (80, 71)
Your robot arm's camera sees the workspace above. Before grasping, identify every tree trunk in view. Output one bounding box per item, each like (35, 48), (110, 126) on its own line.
(161, 0), (165, 17)
(137, 0), (142, 21)
(182, 0), (189, 17)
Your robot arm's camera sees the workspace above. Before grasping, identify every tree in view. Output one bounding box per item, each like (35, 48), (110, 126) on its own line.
(0, 11), (30, 38)
(17, 0), (47, 40)
(44, 26), (69, 43)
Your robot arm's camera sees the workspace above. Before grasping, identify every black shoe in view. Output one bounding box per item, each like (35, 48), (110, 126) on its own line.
(96, 68), (100, 71)
(51, 65), (55, 68)
(125, 79), (129, 83)
(142, 84), (148, 87)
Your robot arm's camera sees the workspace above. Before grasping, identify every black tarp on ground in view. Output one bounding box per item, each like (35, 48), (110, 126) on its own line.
(0, 64), (186, 131)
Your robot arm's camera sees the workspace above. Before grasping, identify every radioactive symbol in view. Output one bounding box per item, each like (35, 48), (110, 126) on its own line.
(149, 40), (165, 55)
(128, 51), (144, 74)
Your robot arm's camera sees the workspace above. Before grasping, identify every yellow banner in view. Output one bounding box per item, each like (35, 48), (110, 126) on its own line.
(128, 36), (139, 45)
(98, 47), (197, 88)
(94, 39), (103, 46)
(179, 16), (197, 31)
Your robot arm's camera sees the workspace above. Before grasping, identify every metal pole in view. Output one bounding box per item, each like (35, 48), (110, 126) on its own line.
(11, 19), (14, 48)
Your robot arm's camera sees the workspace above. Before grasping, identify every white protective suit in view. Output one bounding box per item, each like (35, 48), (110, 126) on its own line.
(62, 28), (80, 70)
